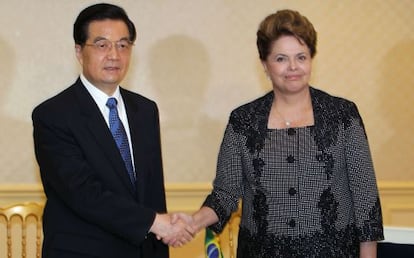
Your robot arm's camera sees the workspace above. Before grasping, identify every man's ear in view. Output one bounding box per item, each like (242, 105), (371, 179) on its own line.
(75, 44), (83, 65)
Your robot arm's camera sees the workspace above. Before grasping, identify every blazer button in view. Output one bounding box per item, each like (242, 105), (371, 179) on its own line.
(288, 187), (297, 196)
(286, 155), (295, 163)
(287, 128), (296, 136)
(288, 219), (296, 228)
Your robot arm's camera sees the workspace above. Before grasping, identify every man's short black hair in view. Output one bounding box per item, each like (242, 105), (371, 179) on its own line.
(73, 3), (136, 45)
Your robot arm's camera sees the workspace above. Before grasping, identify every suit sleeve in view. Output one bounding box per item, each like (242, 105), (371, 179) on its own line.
(148, 104), (167, 212)
(344, 103), (384, 242)
(32, 104), (156, 246)
(141, 103), (169, 257)
(203, 116), (243, 233)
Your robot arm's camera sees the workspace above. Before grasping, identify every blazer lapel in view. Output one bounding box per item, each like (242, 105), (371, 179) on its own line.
(73, 80), (137, 194)
(120, 88), (147, 202)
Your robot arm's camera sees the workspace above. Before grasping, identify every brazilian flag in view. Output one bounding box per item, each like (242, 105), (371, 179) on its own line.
(205, 228), (224, 258)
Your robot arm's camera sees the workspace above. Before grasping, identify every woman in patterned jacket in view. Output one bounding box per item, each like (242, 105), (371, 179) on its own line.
(174, 9), (384, 257)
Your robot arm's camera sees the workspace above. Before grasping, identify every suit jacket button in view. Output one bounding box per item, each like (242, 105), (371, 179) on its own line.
(288, 219), (296, 228)
(287, 128), (296, 135)
(288, 187), (297, 196)
(286, 155), (295, 163)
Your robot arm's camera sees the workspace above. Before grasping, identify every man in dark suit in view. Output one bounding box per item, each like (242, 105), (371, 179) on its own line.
(32, 3), (192, 257)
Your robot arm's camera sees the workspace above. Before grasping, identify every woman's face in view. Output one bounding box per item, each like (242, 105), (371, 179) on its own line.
(262, 35), (312, 94)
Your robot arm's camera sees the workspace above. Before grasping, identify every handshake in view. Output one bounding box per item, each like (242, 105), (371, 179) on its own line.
(149, 212), (199, 247)
(149, 207), (218, 247)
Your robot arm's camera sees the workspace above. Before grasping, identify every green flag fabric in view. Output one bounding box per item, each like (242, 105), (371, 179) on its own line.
(205, 228), (224, 258)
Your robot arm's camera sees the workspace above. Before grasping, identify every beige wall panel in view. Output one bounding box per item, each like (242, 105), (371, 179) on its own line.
(0, 1), (413, 184)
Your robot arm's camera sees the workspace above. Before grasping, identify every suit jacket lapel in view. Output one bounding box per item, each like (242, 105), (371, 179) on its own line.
(73, 79), (136, 194)
(121, 88), (147, 202)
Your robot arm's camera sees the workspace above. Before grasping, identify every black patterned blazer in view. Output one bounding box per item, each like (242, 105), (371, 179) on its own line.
(204, 87), (384, 258)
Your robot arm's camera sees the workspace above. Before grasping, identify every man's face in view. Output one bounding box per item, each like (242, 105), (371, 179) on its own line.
(76, 19), (133, 95)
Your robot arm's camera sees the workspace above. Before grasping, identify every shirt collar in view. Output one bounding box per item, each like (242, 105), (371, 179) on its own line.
(80, 74), (122, 104)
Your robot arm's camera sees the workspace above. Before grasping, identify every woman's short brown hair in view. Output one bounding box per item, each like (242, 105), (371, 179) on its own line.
(256, 9), (317, 60)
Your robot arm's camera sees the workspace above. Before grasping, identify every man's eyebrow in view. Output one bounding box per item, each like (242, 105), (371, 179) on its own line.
(91, 36), (107, 43)
(90, 36), (130, 43)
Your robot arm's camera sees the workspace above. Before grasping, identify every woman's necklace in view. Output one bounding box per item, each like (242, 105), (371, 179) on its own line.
(274, 108), (292, 128)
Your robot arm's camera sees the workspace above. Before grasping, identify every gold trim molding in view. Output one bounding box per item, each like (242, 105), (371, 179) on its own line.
(0, 183), (213, 210)
(1, 181), (414, 226)
(377, 181), (414, 226)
